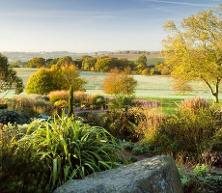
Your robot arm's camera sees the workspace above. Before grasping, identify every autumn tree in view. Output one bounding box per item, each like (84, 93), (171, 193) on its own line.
(162, 9), (222, 102)
(103, 69), (137, 95)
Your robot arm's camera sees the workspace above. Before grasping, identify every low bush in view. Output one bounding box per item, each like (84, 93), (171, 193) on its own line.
(202, 150), (222, 168)
(202, 128), (222, 167)
(0, 110), (29, 124)
(131, 142), (151, 156)
(92, 95), (107, 109)
(179, 97), (209, 112)
(54, 99), (68, 108)
(102, 109), (138, 141)
(193, 164), (209, 177)
(26, 65), (86, 94)
(53, 100), (68, 115)
(212, 128), (222, 151)
(48, 90), (69, 104)
(0, 115), (120, 193)
(99, 107), (162, 142)
(0, 99), (7, 109)
(74, 91), (91, 107)
(25, 68), (58, 94)
(103, 69), (137, 95)
(120, 141), (134, 151)
(6, 96), (53, 117)
(109, 95), (135, 110)
(48, 90), (105, 110)
(130, 107), (163, 140)
(179, 166), (222, 193)
(148, 106), (219, 162)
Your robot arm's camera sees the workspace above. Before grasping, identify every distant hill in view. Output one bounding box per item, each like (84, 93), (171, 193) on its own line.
(104, 51), (163, 65)
(2, 51), (162, 65)
(2, 51), (83, 62)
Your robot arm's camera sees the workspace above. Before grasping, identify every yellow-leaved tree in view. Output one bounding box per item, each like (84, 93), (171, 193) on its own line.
(103, 69), (137, 95)
(162, 8), (222, 102)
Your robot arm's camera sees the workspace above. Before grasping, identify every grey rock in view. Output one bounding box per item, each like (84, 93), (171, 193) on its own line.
(54, 155), (183, 193)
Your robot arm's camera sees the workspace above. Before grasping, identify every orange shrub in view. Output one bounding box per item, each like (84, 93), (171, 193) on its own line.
(179, 97), (209, 112)
(48, 90), (69, 104)
(103, 69), (137, 95)
(74, 91), (92, 106)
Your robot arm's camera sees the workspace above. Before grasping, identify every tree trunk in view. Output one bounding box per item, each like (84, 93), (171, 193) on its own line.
(214, 79), (220, 103)
(201, 77), (220, 103)
(213, 92), (219, 103)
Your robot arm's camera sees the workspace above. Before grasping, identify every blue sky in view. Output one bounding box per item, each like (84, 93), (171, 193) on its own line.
(0, 0), (221, 52)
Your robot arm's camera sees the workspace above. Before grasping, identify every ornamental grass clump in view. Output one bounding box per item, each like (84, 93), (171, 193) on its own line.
(0, 115), (120, 193)
(150, 107), (218, 162)
(179, 97), (209, 112)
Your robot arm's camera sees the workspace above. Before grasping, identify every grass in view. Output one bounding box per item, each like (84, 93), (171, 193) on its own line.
(14, 68), (217, 99)
(145, 97), (220, 115)
(143, 97), (182, 114)
(12, 68), (221, 115)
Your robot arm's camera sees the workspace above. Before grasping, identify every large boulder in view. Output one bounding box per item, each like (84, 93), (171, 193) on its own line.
(54, 155), (183, 193)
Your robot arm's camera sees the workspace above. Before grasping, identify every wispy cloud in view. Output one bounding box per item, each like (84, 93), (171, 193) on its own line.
(143, 0), (216, 8)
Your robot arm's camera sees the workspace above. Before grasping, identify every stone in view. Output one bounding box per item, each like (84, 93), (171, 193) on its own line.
(54, 155), (183, 193)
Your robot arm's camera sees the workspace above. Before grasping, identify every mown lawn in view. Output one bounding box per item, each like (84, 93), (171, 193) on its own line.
(143, 97), (182, 114)
(144, 97), (221, 115)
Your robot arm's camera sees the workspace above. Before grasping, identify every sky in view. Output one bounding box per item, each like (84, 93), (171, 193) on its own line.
(0, 0), (221, 52)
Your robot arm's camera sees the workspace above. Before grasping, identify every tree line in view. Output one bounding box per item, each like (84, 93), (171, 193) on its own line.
(12, 55), (164, 75)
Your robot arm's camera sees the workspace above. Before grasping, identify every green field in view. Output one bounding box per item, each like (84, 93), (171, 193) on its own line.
(14, 68), (219, 101)
(12, 68), (220, 114)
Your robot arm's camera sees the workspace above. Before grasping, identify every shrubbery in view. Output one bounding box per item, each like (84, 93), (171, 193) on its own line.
(202, 128), (222, 167)
(6, 95), (53, 117)
(179, 166), (222, 193)
(48, 90), (69, 104)
(74, 91), (93, 107)
(101, 109), (139, 141)
(26, 68), (57, 94)
(0, 110), (29, 124)
(48, 90), (107, 110)
(179, 97), (209, 112)
(109, 95), (135, 110)
(96, 107), (162, 142)
(142, 98), (220, 162)
(152, 109), (217, 161)
(1, 92), (222, 193)
(103, 69), (137, 95)
(26, 65), (86, 94)
(0, 115), (120, 193)
(92, 95), (107, 109)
